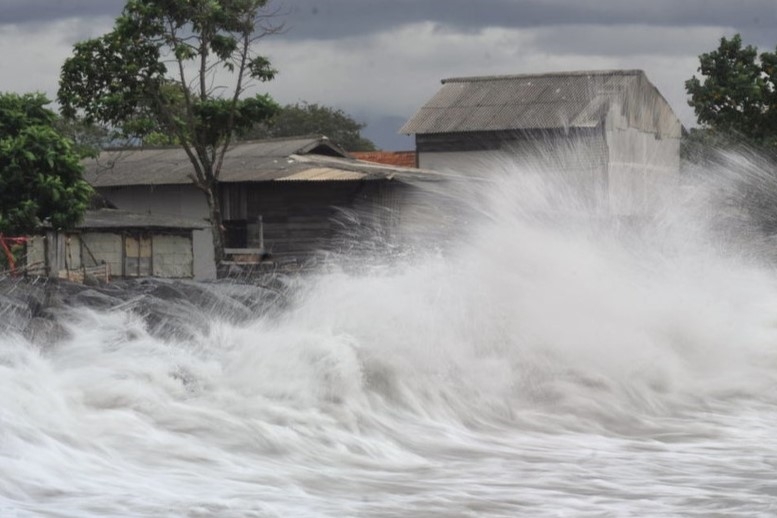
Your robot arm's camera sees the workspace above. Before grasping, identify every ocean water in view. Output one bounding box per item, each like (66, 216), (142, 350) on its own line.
(2, 155), (777, 517)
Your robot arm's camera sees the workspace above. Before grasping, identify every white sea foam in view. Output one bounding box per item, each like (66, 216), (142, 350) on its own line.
(2, 154), (777, 517)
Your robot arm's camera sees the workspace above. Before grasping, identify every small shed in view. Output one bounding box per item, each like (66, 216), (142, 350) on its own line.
(27, 209), (207, 281)
(401, 70), (683, 211)
(82, 137), (444, 275)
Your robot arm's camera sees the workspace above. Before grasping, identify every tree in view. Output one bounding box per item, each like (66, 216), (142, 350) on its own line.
(0, 93), (92, 235)
(685, 34), (777, 148)
(244, 102), (377, 151)
(58, 0), (282, 262)
(53, 118), (111, 158)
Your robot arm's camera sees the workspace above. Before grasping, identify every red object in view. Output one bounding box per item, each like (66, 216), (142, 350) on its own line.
(0, 234), (27, 275)
(350, 151), (417, 168)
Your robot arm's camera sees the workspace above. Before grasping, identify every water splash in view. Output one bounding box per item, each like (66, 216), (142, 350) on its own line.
(2, 151), (777, 516)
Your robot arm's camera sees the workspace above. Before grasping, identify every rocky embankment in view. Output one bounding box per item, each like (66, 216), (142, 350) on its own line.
(0, 276), (290, 344)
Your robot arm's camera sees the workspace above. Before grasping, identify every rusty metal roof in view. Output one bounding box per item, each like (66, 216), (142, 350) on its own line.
(401, 69), (668, 134)
(350, 151), (416, 168)
(83, 136), (444, 187)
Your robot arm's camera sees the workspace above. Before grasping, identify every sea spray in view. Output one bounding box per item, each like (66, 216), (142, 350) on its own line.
(2, 152), (777, 516)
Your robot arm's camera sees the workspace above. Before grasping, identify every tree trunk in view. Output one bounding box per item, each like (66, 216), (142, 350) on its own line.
(205, 185), (225, 267)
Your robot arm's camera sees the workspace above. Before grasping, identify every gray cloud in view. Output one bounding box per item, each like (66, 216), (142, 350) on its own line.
(6, 0), (776, 57)
(6, 0), (776, 40)
(530, 25), (733, 58)
(0, 0), (125, 24)
(279, 0), (777, 41)
(3, 0), (775, 148)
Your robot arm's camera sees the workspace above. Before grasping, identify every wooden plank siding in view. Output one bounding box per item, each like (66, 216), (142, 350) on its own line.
(220, 181), (410, 262)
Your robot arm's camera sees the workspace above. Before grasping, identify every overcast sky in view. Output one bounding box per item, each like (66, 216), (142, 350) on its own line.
(2, 0), (776, 149)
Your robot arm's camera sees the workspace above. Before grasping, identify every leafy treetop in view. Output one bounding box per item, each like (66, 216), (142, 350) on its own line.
(58, 0), (281, 181)
(58, 0), (283, 261)
(0, 93), (92, 235)
(686, 34), (777, 148)
(244, 102), (377, 151)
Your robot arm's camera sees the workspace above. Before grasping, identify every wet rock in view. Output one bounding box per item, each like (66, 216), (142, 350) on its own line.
(0, 275), (292, 342)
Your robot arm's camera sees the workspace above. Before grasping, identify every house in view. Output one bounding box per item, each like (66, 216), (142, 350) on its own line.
(82, 137), (444, 278)
(26, 209), (207, 281)
(401, 69), (683, 211)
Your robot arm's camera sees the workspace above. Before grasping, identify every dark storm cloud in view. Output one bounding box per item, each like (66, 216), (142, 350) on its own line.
(1, 0), (125, 24)
(280, 0), (777, 41)
(7, 0), (776, 34)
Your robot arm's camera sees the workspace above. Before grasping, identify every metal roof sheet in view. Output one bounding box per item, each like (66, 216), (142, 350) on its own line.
(277, 167), (366, 181)
(83, 137), (446, 188)
(84, 136), (349, 187)
(400, 69), (650, 134)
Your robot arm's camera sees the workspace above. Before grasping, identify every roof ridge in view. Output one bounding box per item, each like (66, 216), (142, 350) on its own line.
(238, 134), (329, 145)
(442, 69), (644, 84)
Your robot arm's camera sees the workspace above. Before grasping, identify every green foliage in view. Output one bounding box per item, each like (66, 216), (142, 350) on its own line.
(58, 0), (280, 150)
(58, 0), (283, 261)
(686, 34), (777, 148)
(245, 102), (377, 151)
(0, 93), (93, 234)
(53, 119), (109, 158)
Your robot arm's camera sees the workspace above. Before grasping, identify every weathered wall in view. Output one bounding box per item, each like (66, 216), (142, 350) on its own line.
(605, 127), (680, 214)
(42, 232), (82, 273)
(101, 185), (209, 219)
(417, 130), (609, 208)
(96, 185), (215, 280)
(418, 148), (511, 175)
(26, 236), (46, 274)
(80, 232), (122, 277)
(190, 230), (215, 279)
(221, 181), (392, 262)
(152, 234), (193, 278)
(604, 90), (681, 214)
(30, 231), (196, 279)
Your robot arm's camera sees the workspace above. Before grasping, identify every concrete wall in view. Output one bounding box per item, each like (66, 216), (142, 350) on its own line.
(417, 131), (609, 210)
(26, 236), (46, 274)
(28, 231), (195, 280)
(152, 234), (193, 278)
(81, 232), (122, 277)
(604, 92), (681, 214)
(419, 148), (514, 176)
(101, 185), (209, 219)
(605, 126), (680, 214)
(190, 229), (215, 279)
(96, 185), (216, 280)
(418, 131), (607, 177)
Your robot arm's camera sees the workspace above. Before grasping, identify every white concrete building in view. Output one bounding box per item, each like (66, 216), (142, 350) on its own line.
(401, 70), (683, 212)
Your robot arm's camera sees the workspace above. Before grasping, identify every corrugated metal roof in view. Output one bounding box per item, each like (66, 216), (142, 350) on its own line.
(400, 70), (650, 134)
(54, 209), (208, 230)
(350, 151), (416, 168)
(277, 167), (366, 181)
(83, 136), (446, 187)
(84, 136), (350, 187)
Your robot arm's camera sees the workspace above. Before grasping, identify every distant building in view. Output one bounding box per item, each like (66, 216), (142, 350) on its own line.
(27, 209), (206, 281)
(83, 137), (442, 278)
(401, 70), (683, 211)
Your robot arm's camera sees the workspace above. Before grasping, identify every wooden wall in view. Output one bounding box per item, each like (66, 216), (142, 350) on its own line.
(221, 180), (411, 263)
